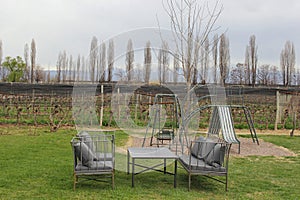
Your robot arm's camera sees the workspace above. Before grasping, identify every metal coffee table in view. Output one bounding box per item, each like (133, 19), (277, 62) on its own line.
(127, 147), (178, 188)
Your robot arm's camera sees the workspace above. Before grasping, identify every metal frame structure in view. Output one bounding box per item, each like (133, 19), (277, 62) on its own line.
(142, 94), (181, 147)
(142, 85), (259, 154)
(180, 84), (259, 153)
(226, 85), (259, 145)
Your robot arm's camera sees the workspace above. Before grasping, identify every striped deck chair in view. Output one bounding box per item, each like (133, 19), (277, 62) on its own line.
(208, 106), (240, 153)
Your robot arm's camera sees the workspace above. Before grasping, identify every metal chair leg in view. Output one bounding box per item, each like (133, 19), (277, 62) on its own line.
(112, 170), (115, 189)
(73, 173), (77, 190)
(188, 174), (191, 191)
(225, 174), (228, 191)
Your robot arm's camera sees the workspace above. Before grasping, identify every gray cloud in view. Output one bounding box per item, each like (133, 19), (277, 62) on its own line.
(0, 0), (299, 69)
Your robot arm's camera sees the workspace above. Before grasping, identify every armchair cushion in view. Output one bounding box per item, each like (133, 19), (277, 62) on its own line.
(77, 131), (95, 151)
(73, 142), (97, 167)
(205, 144), (226, 167)
(179, 154), (226, 172)
(95, 152), (113, 161)
(191, 137), (217, 160)
(75, 161), (113, 171)
(191, 136), (205, 157)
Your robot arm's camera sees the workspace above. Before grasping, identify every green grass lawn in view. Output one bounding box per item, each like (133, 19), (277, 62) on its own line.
(0, 126), (299, 199)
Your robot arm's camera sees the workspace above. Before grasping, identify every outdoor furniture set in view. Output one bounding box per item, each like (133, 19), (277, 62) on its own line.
(71, 126), (232, 191)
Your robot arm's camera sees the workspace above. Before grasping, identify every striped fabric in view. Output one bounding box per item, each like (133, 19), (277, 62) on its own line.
(208, 106), (239, 145)
(208, 107), (221, 136)
(217, 106), (239, 144)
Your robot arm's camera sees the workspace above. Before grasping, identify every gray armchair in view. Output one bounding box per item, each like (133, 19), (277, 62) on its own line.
(71, 131), (115, 189)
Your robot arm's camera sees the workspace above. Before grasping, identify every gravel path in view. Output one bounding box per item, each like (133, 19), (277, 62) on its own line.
(123, 135), (297, 157)
(230, 137), (296, 157)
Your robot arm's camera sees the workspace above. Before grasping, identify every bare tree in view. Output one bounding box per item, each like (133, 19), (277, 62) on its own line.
(158, 41), (170, 84)
(158, 48), (162, 84)
(162, 0), (222, 90)
(99, 42), (106, 82)
(249, 35), (258, 86)
(24, 43), (30, 82)
(68, 55), (73, 82)
(270, 65), (279, 85)
(257, 64), (270, 85)
(0, 40), (2, 66)
(85, 57), (89, 81)
(107, 39), (114, 82)
(230, 63), (245, 85)
(144, 41), (152, 84)
(162, 41), (169, 83)
(76, 55), (81, 81)
(62, 51), (67, 83)
(296, 68), (300, 86)
(89, 36), (98, 83)
(125, 39), (134, 81)
(212, 34), (218, 83)
(219, 33), (230, 85)
(35, 65), (45, 83)
(81, 56), (86, 81)
(244, 45), (250, 85)
(0, 40), (4, 81)
(199, 38), (209, 84)
(72, 55), (76, 81)
(173, 52), (180, 84)
(280, 50), (285, 85)
(203, 38), (210, 83)
(30, 38), (36, 83)
(192, 37), (200, 85)
(280, 40), (296, 86)
(56, 52), (62, 83)
(47, 66), (51, 83)
(135, 63), (143, 82)
(114, 67), (126, 80)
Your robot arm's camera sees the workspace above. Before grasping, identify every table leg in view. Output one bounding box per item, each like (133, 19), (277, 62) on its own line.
(132, 158), (135, 187)
(127, 150), (129, 174)
(164, 158), (166, 174)
(174, 159), (177, 188)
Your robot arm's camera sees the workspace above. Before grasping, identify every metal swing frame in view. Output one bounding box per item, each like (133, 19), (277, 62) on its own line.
(142, 94), (181, 147)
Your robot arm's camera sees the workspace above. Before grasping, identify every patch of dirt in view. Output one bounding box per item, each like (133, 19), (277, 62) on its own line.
(123, 135), (297, 157)
(230, 138), (297, 157)
(236, 129), (300, 136)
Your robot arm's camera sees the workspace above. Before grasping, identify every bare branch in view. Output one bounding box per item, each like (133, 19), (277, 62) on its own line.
(160, 0), (223, 88)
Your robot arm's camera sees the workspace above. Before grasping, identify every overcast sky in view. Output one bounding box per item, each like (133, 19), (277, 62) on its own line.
(0, 0), (299, 70)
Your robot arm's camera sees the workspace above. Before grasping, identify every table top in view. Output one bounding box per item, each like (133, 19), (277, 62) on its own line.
(128, 147), (178, 159)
